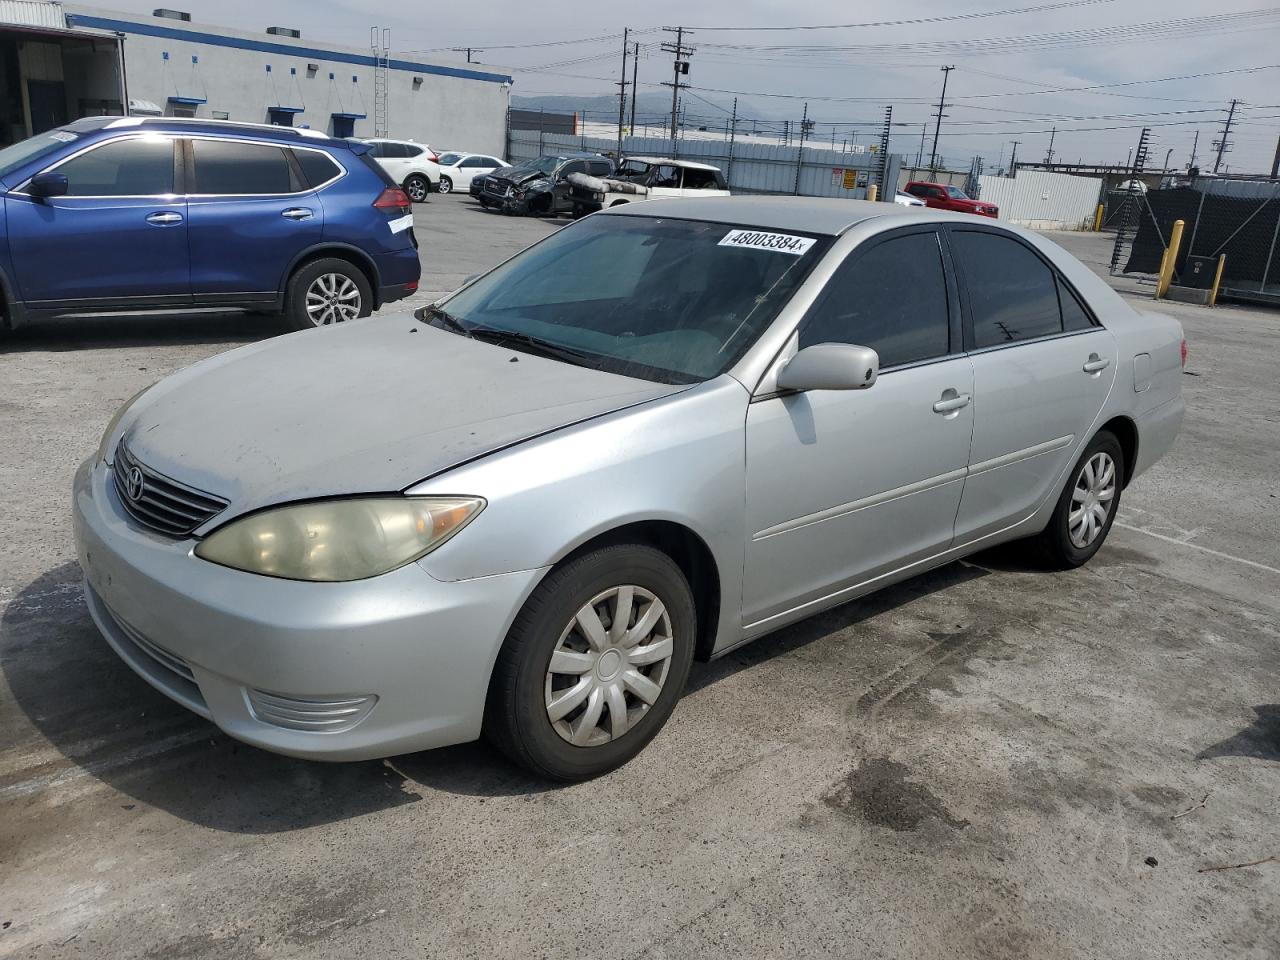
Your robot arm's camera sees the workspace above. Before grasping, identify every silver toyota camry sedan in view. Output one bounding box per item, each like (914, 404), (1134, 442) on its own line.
(74, 197), (1185, 780)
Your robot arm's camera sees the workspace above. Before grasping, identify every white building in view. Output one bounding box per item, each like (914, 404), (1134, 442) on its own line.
(0, 3), (513, 154)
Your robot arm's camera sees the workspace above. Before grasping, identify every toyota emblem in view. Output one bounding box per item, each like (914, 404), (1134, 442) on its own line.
(124, 465), (146, 502)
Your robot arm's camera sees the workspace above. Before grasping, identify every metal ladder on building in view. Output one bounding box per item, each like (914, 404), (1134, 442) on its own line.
(371, 27), (390, 138)
(1110, 126), (1151, 275)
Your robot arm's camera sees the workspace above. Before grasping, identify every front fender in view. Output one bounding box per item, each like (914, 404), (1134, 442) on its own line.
(408, 376), (751, 651)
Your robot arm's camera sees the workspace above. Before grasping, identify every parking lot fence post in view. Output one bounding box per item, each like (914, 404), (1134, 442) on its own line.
(1155, 218), (1185, 299)
(1094, 203), (1105, 231)
(867, 183), (878, 203)
(1209, 254), (1226, 306)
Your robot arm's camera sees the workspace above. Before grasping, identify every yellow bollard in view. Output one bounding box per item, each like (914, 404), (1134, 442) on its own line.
(1094, 203), (1105, 232)
(1208, 254), (1226, 306)
(1155, 218), (1185, 300)
(867, 183), (879, 203)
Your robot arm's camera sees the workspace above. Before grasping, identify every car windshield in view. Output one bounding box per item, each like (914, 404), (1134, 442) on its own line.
(0, 127), (82, 180)
(430, 215), (831, 384)
(946, 185), (970, 200)
(438, 152), (463, 165)
(519, 156), (562, 175)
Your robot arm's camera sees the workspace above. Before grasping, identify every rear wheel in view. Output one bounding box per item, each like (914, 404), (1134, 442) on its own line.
(284, 258), (373, 332)
(1029, 430), (1124, 569)
(484, 544), (695, 781)
(404, 174), (430, 203)
(437, 176), (453, 195)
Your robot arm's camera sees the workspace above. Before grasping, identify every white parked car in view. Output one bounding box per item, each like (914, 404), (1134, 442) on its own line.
(895, 191), (926, 207)
(435, 151), (507, 194)
(569, 156), (729, 216)
(363, 138), (441, 202)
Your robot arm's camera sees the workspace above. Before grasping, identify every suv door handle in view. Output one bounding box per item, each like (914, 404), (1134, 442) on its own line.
(282, 207), (314, 220)
(145, 211), (183, 225)
(1083, 353), (1111, 374)
(933, 389), (972, 416)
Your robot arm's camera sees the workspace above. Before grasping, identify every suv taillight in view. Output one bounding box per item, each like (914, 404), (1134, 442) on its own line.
(373, 187), (411, 214)
(425, 149), (439, 163)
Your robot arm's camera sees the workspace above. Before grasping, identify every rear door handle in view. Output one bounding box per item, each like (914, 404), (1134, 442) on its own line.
(1083, 353), (1111, 374)
(145, 211), (183, 225)
(282, 207), (314, 221)
(933, 389), (972, 415)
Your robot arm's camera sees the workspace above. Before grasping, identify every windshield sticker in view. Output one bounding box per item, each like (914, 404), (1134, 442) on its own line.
(718, 229), (815, 256)
(48, 131), (78, 143)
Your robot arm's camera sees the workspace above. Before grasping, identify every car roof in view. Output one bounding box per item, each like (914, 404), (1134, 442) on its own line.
(624, 156), (722, 171)
(599, 196), (920, 235)
(101, 116), (346, 146)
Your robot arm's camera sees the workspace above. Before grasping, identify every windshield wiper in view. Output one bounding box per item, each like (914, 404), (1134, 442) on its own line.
(418, 303), (472, 338)
(467, 326), (597, 365)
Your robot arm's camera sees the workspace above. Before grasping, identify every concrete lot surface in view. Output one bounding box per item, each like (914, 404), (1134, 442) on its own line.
(1, 197), (1277, 959)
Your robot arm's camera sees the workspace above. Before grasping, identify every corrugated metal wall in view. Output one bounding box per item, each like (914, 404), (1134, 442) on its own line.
(977, 170), (1104, 230)
(0, 0), (66, 28)
(506, 130), (900, 200)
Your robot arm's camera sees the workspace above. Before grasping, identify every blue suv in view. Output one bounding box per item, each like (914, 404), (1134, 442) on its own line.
(0, 117), (421, 332)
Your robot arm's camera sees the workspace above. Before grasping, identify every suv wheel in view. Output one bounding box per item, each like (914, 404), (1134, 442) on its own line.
(285, 258), (373, 332)
(437, 176), (453, 195)
(484, 544), (696, 781)
(404, 175), (430, 203)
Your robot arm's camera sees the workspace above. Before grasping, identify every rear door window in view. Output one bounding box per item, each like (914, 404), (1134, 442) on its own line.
(54, 137), (175, 196)
(800, 230), (951, 368)
(192, 139), (296, 195)
(950, 230), (1064, 348)
(586, 159), (612, 177)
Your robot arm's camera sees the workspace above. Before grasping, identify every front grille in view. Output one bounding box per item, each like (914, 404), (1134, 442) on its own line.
(484, 179), (511, 197)
(246, 689), (377, 733)
(112, 438), (228, 537)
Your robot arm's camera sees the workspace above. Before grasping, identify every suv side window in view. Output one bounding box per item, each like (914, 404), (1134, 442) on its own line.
(586, 159), (612, 177)
(403, 144), (424, 158)
(800, 231), (951, 369)
(950, 230), (1063, 348)
(906, 184), (927, 197)
(54, 137), (175, 196)
(683, 167), (720, 190)
(364, 142), (384, 158)
(559, 159), (588, 179)
(460, 156), (488, 168)
(193, 139), (296, 195)
(292, 148), (342, 188)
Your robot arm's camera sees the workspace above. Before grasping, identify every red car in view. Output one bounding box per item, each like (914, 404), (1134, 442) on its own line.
(904, 181), (999, 218)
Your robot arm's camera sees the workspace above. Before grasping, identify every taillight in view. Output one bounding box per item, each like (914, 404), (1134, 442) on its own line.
(373, 187), (411, 214)
(1180, 338), (1188, 367)
(425, 149), (439, 162)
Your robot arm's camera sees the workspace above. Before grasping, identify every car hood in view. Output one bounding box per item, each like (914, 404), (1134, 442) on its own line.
(120, 317), (685, 522)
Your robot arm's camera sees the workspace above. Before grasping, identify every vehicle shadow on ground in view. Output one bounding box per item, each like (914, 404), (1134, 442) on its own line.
(0, 311), (270, 353)
(3, 558), (990, 831)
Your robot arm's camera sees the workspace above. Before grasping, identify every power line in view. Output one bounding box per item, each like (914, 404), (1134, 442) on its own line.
(686, 0), (1116, 31)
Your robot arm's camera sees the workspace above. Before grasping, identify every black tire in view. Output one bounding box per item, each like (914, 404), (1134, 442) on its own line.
(437, 176), (453, 195)
(283, 258), (373, 332)
(404, 174), (431, 203)
(484, 544), (696, 781)
(1029, 430), (1125, 569)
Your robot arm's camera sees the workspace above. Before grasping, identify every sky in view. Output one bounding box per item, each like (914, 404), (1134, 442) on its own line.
(100, 0), (1280, 174)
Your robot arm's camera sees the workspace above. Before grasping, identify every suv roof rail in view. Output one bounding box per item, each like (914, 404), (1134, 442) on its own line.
(103, 116), (333, 141)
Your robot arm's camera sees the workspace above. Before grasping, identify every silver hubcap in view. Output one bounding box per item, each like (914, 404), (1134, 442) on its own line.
(438, 178), (451, 194)
(304, 273), (361, 326)
(544, 585), (674, 748)
(408, 178), (428, 200)
(1069, 451), (1117, 548)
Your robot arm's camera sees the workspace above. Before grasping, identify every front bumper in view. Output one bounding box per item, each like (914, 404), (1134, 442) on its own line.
(73, 457), (545, 761)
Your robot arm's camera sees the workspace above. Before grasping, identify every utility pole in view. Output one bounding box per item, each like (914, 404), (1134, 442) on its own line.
(450, 47), (482, 63)
(793, 101), (808, 195)
(661, 27), (694, 147)
(1189, 130), (1199, 170)
(1044, 126), (1056, 165)
(916, 123), (926, 169)
(929, 65), (955, 173)
(727, 97), (738, 183)
(628, 41), (639, 134)
(1009, 140), (1020, 177)
(1212, 98), (1238, 174)
(615, 28), (629, 157)
(1271, 133), (1280, 179)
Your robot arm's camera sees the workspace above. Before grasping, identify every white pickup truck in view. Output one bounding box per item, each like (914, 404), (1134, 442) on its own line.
(569, 156), (730, 217)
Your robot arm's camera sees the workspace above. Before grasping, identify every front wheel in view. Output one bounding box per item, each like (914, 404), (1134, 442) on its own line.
(404, 174), (430, 203)
(1029, 430), (1124, 569)
(284, 258), (373, 332)
(484, 544), (696, 781)
(437, 176), (453, 194)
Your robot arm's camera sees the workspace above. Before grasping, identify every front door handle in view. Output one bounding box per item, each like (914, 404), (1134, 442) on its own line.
(282, 207), (314, 221)
(145, 211), (183, 225)
(932, 389), (972, 416)
(1083, 353), (1111, 374)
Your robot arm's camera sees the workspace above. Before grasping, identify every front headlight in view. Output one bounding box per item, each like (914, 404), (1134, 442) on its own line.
(97, 384), (155, 464)
(194, 496), (484, 582)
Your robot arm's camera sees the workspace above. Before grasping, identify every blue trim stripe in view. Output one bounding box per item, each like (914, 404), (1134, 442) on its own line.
(66, 14), (515, 85)
(168, 95), (207, 104)
(268, 106), (305, 114)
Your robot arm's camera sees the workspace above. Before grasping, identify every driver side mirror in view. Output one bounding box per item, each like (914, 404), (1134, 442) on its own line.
(776, 343), (879, 392)
(28, 172), (69, 199)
